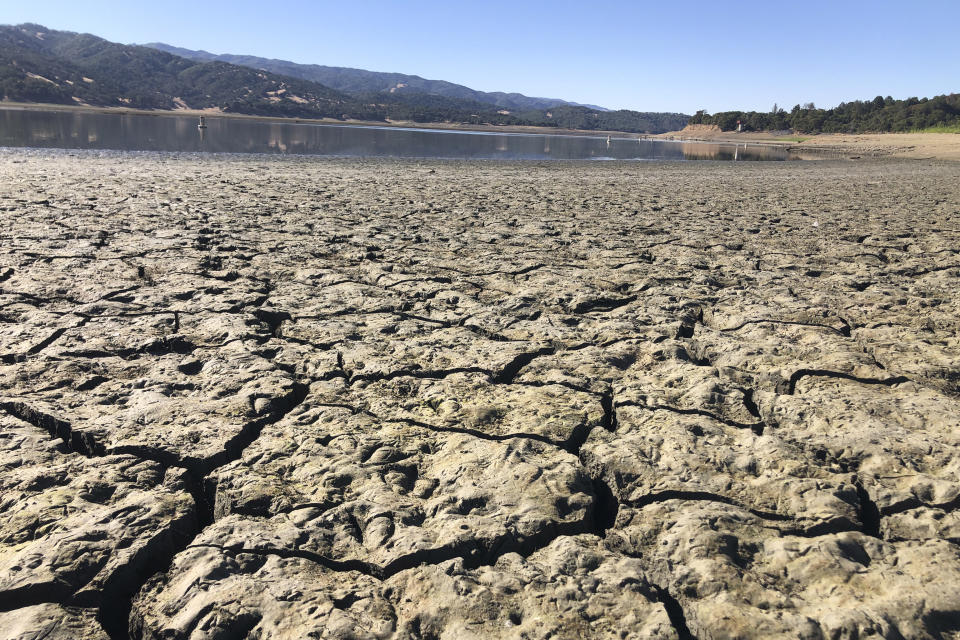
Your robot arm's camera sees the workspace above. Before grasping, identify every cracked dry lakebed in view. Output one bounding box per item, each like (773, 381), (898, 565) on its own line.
(1, 148), (960, 639)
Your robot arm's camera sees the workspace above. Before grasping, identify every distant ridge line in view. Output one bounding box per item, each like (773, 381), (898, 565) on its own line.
(0, 23), (689, 133)
(142, 41), (610, 112)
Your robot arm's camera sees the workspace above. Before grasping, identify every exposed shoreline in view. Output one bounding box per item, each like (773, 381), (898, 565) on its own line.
(657, 125), (960, 161)
(1, 149), (959, 638)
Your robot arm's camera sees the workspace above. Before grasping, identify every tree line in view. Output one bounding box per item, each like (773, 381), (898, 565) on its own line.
(688, 94), (960, 133)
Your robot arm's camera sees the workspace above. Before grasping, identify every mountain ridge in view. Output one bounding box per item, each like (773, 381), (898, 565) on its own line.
(142, 41), (610, 112)
(0, 24), (690, 133)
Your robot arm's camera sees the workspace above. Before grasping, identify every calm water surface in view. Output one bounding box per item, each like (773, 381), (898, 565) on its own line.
(0, 109), (801, 161)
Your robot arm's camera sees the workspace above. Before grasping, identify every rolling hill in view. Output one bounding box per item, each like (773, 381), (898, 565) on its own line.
(143, 42), (609, 112)
(0, 24), (689, 133)
(0, 23), (368, 118)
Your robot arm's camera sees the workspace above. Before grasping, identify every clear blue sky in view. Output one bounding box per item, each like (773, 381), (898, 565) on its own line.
(4, 0), (958, 113)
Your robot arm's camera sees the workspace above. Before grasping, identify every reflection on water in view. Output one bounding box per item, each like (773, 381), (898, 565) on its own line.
(0, 108), (803, 161)
(679, 143), (793, 161)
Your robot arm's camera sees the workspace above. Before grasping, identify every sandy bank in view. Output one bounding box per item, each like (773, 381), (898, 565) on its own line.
(659, 125), (960, 161)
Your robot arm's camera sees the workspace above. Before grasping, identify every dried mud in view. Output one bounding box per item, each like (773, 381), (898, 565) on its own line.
(1, 149), (960, 639)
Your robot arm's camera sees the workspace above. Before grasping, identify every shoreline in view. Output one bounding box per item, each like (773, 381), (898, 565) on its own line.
(7, 101), (957, 160)
(656, 126), (960, 161)
(4, 101), (959, 160)
(0, 100), (646, 140)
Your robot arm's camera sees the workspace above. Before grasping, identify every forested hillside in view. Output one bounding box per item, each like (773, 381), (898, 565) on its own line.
(145, 42), (608, 112)
(0, 24), (364, 116)
(689, 94), (960, 133)
(0, 24), (688, 132)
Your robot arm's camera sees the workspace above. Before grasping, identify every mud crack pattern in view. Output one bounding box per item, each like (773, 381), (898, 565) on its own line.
(1, 149), (960, 639)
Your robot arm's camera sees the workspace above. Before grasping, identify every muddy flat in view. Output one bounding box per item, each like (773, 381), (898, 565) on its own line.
(1, 150), (960, 639)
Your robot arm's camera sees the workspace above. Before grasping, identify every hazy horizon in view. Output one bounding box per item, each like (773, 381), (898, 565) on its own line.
(4, 0), (958, 114)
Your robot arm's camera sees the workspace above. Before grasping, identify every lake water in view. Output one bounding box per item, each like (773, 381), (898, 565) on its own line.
(0, 108), (801, 161)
